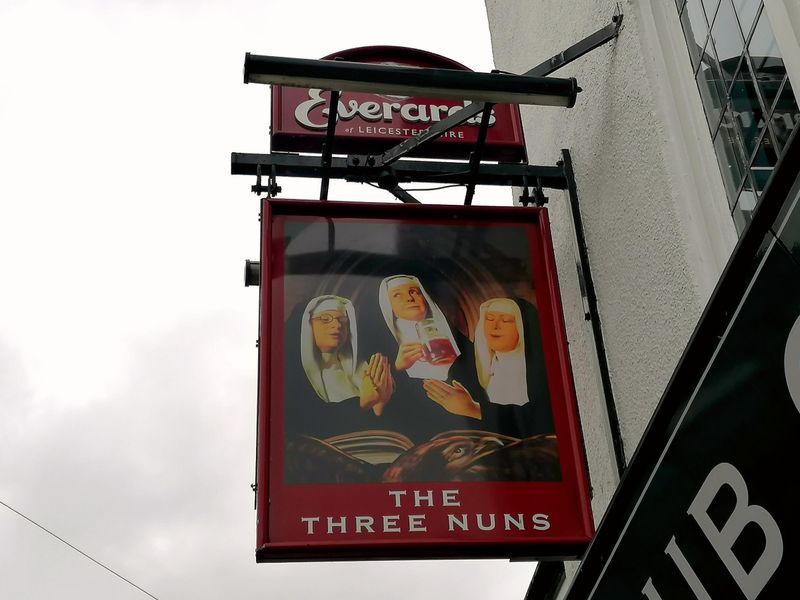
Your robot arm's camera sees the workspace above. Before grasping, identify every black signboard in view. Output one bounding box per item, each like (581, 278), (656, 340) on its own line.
(565, 128), (800, 599)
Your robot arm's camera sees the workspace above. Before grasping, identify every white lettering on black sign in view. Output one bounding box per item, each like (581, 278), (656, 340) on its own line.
(642, 463), (783, 600)
(784, 313), (800, 414)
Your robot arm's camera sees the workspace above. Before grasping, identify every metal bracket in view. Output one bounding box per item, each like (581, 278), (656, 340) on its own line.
(560, 149), (626, 477)
(464, 102), (494, 205)
(518, 176), (549, 207)
(319, 90), (341, 201)
(385, 185), (421, 204)
(251, 164), (282, 197)
(232, 152), (569, 189)
(532, 177), (549, 207)
(350, 8), (623, 170)
(530, 5), (623, 78)
(238, 9), (623, 204)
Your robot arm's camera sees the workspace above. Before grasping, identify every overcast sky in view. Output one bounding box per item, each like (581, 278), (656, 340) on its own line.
(0, 1), (534, 599)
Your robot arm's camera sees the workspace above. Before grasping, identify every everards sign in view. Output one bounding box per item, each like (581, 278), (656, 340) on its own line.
(269, 46), (527, 162)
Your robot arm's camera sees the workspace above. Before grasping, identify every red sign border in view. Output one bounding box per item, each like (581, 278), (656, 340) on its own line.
(256, 199), (593, 561)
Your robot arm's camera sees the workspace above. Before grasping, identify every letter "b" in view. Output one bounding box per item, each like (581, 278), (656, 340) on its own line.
(687, 463), (783, 600)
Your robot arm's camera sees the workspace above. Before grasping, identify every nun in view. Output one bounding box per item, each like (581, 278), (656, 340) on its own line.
(285, 295), (393, 439)
(474, 297), (554, 437)
(422, 298), (554, 438)
(475, 298), (530, 406)
(378, 274), (460, 381)
(372, 275), (488, 440)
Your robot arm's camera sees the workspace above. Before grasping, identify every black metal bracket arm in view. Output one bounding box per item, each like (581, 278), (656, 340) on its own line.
(319, 90), (340, 201)
(354, 8), (623, 170)
(244, 53), (579, 106)
(385, 185), (421, 204)
(232, 152), (569, 191)
(464, 102), (494, 206)
(528, 4), (623, 82)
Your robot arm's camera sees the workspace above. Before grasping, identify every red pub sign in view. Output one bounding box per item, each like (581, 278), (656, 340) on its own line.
(270, 46), (527, 162)
(256, 199), (593, 561)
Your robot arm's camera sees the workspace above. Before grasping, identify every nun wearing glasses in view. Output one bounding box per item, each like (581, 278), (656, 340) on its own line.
(284, 295), (394, 439)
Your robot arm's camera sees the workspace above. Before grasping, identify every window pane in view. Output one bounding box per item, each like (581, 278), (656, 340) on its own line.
(748, 7), (784, 109)
(682, 0), (710, 71)
(730, 59), (765, 155)
(696, 42), (727, 126)
(711, 0), (744, 69)
(731, 0), (761, 40)
(702, 0), (721, 22)
(732, 184), (757, 230)
(710, 0), (744, 90)
(749, 130), (777, 193)
(750, 167), (773, 193)
(714, 108), (747, 204)
(751, 128), (778, 168)
(681, 11), (705, 71)
(771, 78), (800, 151)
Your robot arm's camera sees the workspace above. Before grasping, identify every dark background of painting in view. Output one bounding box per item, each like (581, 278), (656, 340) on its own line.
(281, 217), (538, 341)
(276, 214), (557, 475)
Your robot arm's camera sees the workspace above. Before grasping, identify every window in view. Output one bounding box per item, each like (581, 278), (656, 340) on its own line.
(678, 0), (799, 230)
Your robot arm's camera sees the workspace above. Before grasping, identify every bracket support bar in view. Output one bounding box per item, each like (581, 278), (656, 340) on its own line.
(372, 9), (623, 167)
(232, 152), (568, 190)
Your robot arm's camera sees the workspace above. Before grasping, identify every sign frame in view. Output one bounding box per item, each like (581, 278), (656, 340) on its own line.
(256, 199), (593, 562)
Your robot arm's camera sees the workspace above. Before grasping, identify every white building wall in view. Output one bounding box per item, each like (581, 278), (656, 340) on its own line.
(484, 0), (739, 589)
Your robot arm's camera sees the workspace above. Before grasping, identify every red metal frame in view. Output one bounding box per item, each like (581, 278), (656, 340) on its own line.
(256, 199), (593, 561)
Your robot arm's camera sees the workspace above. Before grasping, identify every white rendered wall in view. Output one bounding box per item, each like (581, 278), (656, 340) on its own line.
(484, 0), (737, 591)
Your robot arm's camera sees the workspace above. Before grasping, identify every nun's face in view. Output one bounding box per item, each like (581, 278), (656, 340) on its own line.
(484, 311), (519, 352)
(389, 282), (428, 321)
(311, 310), (348, 352)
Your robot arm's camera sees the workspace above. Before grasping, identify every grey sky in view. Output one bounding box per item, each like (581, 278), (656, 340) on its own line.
(0, 1), (535, 598)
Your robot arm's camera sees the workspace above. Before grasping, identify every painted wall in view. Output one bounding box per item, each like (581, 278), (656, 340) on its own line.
(484, 0), (738, 591)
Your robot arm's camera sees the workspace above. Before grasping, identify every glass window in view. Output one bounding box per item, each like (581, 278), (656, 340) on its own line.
(675, 0), (796, 234)
(702, 0), (721, 22)
(681, 8), (706, 71)
(682, 0), (711, 71)
(732, 184), (757, 228)
(729, 59), (765, 156)
(731, 0), (760, 39)
(770, 78), (799, 151)
(750, 167), (773, 193)
(749, 9), (785, 111)
(697, 36), (728, 126)
(710, 0), (746, 89)
(748, 6), (780, 57)
(711, 0), (745, 72)
(749, 130), (777, 193)
(713, 108), (748, 204)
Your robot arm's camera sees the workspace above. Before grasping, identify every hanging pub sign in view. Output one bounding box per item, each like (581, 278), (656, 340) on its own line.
(564, 131), (800, 598)
(255, 199), (593, 561)
(270, 46), (527, 162)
